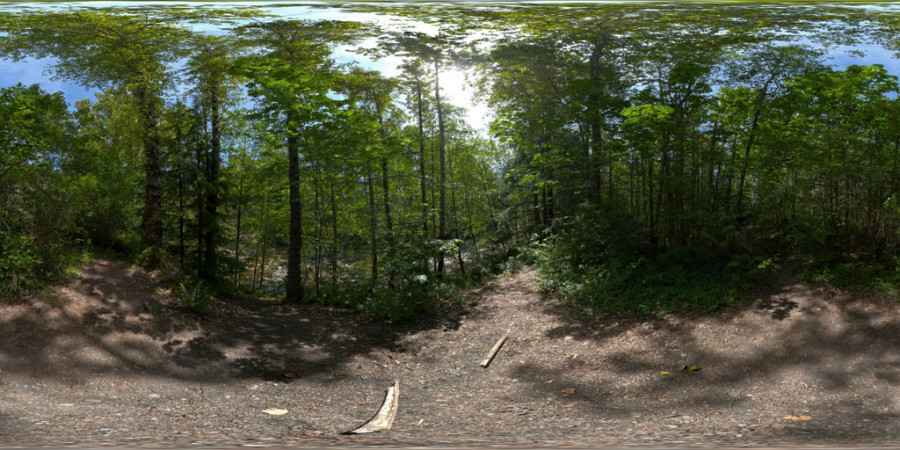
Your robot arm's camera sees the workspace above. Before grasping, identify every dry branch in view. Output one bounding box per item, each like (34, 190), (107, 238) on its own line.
(480, 334), (509, 368)
(342, 380), (399, 434)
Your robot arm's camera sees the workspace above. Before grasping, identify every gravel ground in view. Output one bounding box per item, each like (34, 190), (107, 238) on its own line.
(0, 257), (899, 448)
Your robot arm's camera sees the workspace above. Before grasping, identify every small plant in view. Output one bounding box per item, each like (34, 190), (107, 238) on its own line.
(178, 280), (215, 315)
(41, 289), (57, 307)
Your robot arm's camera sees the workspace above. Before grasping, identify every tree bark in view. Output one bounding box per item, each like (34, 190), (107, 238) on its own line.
(330, 177), (339, 276)
(256, 194), (270, 293)
(313, 164), (322, 300)
(195, 117), (205, 277)
(233, 170), (243, 290)
(587, 38), (608, 205)
(367, 170), (378, 282)
(381, 158), (394, 253)
(202, 84), (221, 281)
(735, 79), (772, 218)
(435, 55), (447, 278)
(285, 130), (304, 304)
(417, 77), (429, 246)
(136, 80), (163, 257)
(735, 107), (762, 218)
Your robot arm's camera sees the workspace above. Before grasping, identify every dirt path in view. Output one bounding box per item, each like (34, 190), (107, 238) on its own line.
(0, 258), (899, 447)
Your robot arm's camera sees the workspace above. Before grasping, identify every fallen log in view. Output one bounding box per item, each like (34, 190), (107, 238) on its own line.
(342, 380), (399, 434)
(480, 334), (509, 368)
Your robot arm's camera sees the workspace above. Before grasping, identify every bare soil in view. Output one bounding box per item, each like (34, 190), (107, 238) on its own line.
(1, 257), (899, 448)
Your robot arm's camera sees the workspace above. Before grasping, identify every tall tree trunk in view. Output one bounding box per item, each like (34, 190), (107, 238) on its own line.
(417, 77), (429, 248)
(449, 150), (465, 277)
(256, 194), (270, 293)
(367, 170), (378, 282)
(735, 79), (772, 218)
(202, 85), (221, 281)
(463, 184), (481, 261)
(136, 81), (163, 258)
(330, 177), (339, 276)
(548, 186), (555, 231)
(196, 123), (205, 277)
(430, 141), (438, 273)
(313, 164), (322, 301)
(233, 179), (243, 291)
(177, 163), (185, 271)
(587, 39), (608, 205)
(251, 239), (260, 292)
(285, 130), (303, 304)
(735, 108), (762, 218)
(648, 158), (656, 250)
(430, 139), (437, 239)
(381, 157), (394, 253)
(435, 55), (447, 278)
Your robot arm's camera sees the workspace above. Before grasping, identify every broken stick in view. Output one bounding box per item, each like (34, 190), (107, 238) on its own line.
(342, 380), (399, 434)
(480, 334), (509, 368)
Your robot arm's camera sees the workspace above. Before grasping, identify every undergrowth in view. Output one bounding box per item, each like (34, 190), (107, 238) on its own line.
(0, 237), (93, 300)
(531, 208), (774, 318)
(791, 254), (900, 301)
(536, 245), (765, 317)
(309, 237), (540, 321)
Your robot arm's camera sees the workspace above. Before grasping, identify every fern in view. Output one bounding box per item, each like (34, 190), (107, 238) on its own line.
(178, 280), (215, 315)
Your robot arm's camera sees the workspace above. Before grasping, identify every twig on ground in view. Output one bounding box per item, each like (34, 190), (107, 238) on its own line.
(480, 334), (509, 368)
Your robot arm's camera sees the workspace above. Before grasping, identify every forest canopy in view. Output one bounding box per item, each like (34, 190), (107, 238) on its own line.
(1, 3), (899, 318)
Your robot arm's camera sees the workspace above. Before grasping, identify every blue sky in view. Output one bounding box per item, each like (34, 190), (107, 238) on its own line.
(0, 57), (98, 104)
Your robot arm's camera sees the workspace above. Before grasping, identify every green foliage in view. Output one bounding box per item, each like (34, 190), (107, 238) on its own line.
(359, 277), (448, 321)
(0, 233), (42, 295)
(538, 244), (761, 317)
(178, 280), (215, 315)
(6, 4), (900, 322)
(534, 207), (768, 316)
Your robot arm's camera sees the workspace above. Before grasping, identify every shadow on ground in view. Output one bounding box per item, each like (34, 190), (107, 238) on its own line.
(0, 258), (465, 384)
(502, 269), (900, 441)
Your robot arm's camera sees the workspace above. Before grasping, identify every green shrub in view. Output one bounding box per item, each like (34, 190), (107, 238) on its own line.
(178, 280), (215, 315)
(538, 245), (764, 317)
(0, 232), (43, 296)
(534, 204), (770, 317)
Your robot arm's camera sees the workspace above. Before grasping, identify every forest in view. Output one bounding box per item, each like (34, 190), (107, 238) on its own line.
(2, 3), (900, 319)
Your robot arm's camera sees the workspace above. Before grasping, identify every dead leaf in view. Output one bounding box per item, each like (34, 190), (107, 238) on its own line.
(563, 401), (590, 408)
(784, 415), (812, 421)
(262, 408), (288, 415)
(544, 380), (554, 384)
(561, 388), (576, 395)
(282, 372), (296, 378)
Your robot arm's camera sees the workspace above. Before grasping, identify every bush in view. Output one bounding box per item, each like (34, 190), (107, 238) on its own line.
(178, 280), (215, 315)
(0, 232), (43, 296)
(538, 244), (766, 317)
(534, 204), (770, 317)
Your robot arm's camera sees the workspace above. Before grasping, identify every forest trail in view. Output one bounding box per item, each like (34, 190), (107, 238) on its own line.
(1, 257), (899, 447)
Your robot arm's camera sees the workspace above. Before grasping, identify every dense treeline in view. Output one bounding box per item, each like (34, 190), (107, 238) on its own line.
(1, 4), (899, 318)
(449, 5), (900, 314)
(0, 8), (504, 318)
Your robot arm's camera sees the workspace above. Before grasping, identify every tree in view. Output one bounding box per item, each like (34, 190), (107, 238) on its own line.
(0, 84), (73, 293)
(185, 34), (245, 281)
(232, 19), (364, 304)
(0, 9), (197, 262)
